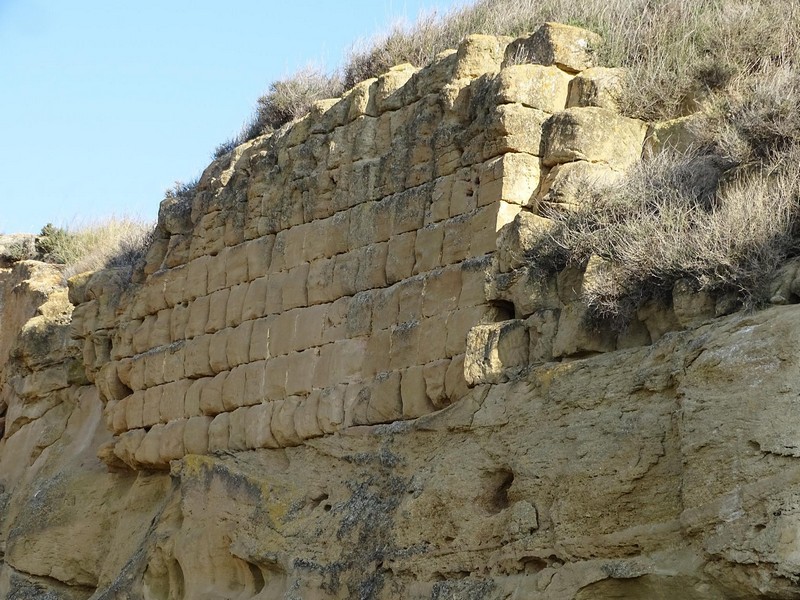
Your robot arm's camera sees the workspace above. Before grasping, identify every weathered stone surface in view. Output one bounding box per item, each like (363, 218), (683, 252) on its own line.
(566, 66), (626, 111)
(543, 107), (647, 169)
(504, 22), (603, 72)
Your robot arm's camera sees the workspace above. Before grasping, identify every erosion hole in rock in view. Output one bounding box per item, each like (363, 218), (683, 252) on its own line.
(489, 300), (516, 322)
(482, 468), (514, 514)
(247, 561), (266, 594)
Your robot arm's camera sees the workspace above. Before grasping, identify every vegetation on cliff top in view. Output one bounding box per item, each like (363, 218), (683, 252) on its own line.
(32, 219), (154, 279)
(210, 0), (800, 325)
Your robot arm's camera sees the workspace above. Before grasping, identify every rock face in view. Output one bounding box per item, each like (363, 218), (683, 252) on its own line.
(1, 23), (800, 599)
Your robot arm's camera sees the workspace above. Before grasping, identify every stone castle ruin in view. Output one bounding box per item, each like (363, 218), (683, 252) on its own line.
(2, 23), (800, 599)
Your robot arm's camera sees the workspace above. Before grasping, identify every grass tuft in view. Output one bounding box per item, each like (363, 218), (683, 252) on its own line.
(35, 219), (155, 279)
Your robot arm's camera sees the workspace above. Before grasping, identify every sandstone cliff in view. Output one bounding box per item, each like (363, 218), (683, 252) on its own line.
(2, 24), (800, 599)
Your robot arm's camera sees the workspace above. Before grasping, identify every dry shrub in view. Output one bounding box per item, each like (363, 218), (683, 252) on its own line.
(215, 0), (798, 146)
(533, 148), (800, 326)
(36, 219), (155, 279)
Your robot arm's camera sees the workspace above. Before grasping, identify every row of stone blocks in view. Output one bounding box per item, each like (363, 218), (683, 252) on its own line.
(108, 354), (469, 470)
(128, 165), (534, 327)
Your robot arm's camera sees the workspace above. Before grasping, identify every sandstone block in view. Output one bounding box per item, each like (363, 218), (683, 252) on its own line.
(244, 402), (278, 449)
(242, 276), (268, 321)
(477, 153), (541, 207)
(264, 354), (288, 400)
(356, 243), (388, 292)
(163, 267), (187, 307)
(286, 349), (318, 396)
(207, 412), (230, 453)
(637, 299), (681, 343)
(423, 266), (462, 317)
(294, 393), (323, 440)
(418, 316), (448, 364)
(110, 398), (128, 434)
(184, 256), (210, 300)
(142, 385), (164, 428)
(441, 216), (471, 265)
(160, 380), (190, 423)
(170, 303), (189, 342)
(221, 365), (247, 411)
(401, 365), (435, 418)
(427, 175), (453, 224)
(332, 252), (359, 298)
(552, 301), (616, 357)
(209, 329), (230, 373)
(371, 287), (399, 331)
(566, 67), (626, 111)
(184, 334), (213, 378)
(375, 63), (418, 113)
(294, 303), (327, 351)
(526, 309), (560, 363)
(271, 396), (303, 446)
(347, 78), (379, 120)
(543, 107), (647, 169)
(537, 160), (622, 207)
(504, 22), (602, 72)
(469, 202), (522, 259)
(390, 186), (427, 235)
(444, 354), (469, 402)
(497, 64), (572, 112)
(242, 360), (266, 406)
(249, 315), (273, 361)
(414, 224), (444, 274)
(448, 169), (478, 217)
(446, 305), (491, 357)
(184, 378), (205, 417)
(363, 328), (391, 379)
(205, 288), (229, 334)
(452, 34), (508, 79)
(464, 320), (530, 385)
(185, 295), (210, 339)
(386, 231), (417, 284)
(643, 115), (702, 157)
(159, 420), (186, 463)
(245, 235), (274, 280)
(307, 257), (336, 306)
(269, 310), (297, 357)
(199, 371), (227, 416)
(227, 320), (253, 368)
(367, 371), (403, 424)
(206, 251), (228, 294)
(183, 415), (212, 455)
(227, 407), (249, 451)
(113, 429), (146, 469)
(134, 425), (165, 468)
(225, 243), (249, 288)
(397, 277), (425, 324)
(390, 321), (421, 370)
(497, 212), (559, 273)
(332, 338), (369, 384)
(460, 257), (489, 308)
(346, 292), (373, 339)
(322, 297), (349, 344)
(226, 282), (248, 327)
(423, 359), (450, 408)
(482, 103), (549, 160)
(317, 385), (346, 433)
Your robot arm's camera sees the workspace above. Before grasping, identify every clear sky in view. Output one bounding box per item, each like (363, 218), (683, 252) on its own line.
(0, 0), (467, 234)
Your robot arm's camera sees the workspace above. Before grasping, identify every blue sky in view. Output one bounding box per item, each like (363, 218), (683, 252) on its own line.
(0, 0), (466, 233)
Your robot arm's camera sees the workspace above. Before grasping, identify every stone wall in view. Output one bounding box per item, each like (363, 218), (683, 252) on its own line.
(4, 22), (800, 600)
(67, 24), (648, 471)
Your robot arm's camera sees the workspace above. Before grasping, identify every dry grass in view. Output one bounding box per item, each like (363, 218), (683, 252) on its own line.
(36, 219), (155, 279)
(532, 148), (800, 327)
